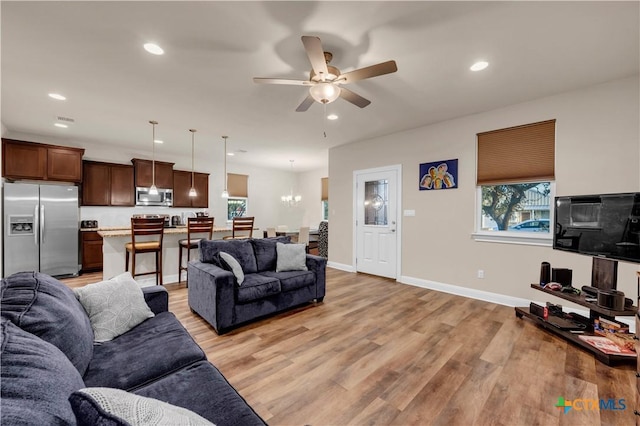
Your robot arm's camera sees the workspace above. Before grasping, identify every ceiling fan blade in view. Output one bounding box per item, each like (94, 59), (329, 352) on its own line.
(253, 77), (311, 86)
(339, 60), (398, 84)
(339, 87), (371, 108)
(301, 36), (329, 77)
(295, 95), (315, 112)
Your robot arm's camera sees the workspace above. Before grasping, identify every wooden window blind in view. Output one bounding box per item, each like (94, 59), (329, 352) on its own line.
(477, 119), (555, 185)
(321, 177), (328, 201)
(227, 173), (248, 197)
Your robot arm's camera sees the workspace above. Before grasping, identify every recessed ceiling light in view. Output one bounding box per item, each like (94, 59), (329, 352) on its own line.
(227, 152), (235, 156)
(144, 43), (164, 55)
(327, 114), (339, 120)
(470, 61), (489, 72)
(54, 123), (68, 128)
(48, 93), (66, 101)
(154, 139), (163, 144)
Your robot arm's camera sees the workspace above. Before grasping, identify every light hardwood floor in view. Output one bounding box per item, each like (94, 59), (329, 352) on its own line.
(63, 269), (637, 425)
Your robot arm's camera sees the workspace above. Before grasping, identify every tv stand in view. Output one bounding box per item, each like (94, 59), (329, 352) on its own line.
(515, 284), (637, 365)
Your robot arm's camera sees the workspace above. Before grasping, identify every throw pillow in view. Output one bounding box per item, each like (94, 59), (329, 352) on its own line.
(1, 319), (85, 425)
(276, 242), (308, 272)
(73, 272), (154, 343)
(69, 387), (215, 426)
(218, 251), (245, 285)
(0, 272), (94, 375)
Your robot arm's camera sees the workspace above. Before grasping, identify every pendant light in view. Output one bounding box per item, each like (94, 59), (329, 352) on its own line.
(188, 129), (197, 197)
(149, 120), (158, 195)
(221, 136), (229, 198)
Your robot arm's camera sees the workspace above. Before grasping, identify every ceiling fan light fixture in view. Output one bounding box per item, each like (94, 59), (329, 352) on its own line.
(309, 82), (341, 104)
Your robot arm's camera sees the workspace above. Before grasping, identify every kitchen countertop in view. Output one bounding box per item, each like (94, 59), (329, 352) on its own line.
(96, 226), (232, 238)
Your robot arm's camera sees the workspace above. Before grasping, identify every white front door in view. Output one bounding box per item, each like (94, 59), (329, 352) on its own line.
(355, 166), (400, 279)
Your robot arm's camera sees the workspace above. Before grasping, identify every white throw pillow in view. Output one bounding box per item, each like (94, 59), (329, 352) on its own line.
(73, 272), (154, 343)
(276, 242), (308, 272)
(70, 387), (215, 426)
(219, 251), (245, 285)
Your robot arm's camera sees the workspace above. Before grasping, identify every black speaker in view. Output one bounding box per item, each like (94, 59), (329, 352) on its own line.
(552, 268), (572, 287)
(540, 262), (551, 286)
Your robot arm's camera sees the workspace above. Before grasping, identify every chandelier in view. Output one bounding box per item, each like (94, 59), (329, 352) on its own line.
(281, 160), (302, 206)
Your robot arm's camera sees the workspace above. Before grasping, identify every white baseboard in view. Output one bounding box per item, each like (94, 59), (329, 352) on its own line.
(327, 261), (355, 272)
(399, 275), (531, 307)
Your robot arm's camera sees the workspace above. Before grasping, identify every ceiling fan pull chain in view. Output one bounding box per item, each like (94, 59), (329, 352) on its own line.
(323, 103), (327, 138)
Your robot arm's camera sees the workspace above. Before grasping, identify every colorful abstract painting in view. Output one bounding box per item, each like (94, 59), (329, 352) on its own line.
(419, 159), (458, 190)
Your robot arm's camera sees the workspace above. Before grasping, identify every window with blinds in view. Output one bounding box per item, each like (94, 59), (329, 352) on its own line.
(476, 120), (555, 240)
(321, 177), (329, 220)
(227, 173), (248, 221)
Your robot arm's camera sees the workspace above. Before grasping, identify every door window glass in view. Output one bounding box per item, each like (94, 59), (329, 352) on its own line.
(364, 179), (388, 225)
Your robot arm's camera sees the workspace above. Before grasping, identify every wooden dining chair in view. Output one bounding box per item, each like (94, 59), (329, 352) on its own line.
(125, 217), (165, 285)
(266, 227), (276, 238)
(297, 226), (310, 253)
(223, 216), (255, 239)
(178, 217), (214, 284)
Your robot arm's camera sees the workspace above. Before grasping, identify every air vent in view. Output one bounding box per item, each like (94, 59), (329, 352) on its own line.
(56, 116), (75, 123)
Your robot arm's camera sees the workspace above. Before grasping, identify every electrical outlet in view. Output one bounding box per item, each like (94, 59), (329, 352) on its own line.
(477, 270), (485, 279)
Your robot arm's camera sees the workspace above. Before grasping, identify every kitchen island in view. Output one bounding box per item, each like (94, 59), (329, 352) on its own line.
(97, 226), (233, 286)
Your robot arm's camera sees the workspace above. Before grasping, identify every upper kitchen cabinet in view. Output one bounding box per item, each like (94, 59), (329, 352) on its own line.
(2, 139), (84, 182)
(173, 170), (209, 208)
(82, 161), (134, 206)
(132, 158), (174, 189)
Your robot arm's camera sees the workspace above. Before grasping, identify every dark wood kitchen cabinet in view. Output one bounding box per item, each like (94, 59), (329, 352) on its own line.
(82, 161), (134, 206)
(2, 139), (84, 182)
(132, 158), (174, 189)
(81, 231), (103, 273)
(173, 170), (209, 208)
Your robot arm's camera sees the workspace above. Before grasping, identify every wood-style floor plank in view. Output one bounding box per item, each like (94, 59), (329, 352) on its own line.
(62, 269), (638, 425)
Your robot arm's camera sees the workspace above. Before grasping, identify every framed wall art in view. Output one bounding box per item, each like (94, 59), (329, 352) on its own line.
(419, 159), (458, 190)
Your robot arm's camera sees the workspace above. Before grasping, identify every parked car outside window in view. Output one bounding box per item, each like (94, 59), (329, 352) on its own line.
(508, 219), (550, 232)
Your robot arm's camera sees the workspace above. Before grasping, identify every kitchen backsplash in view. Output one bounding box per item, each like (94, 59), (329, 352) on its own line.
(80, 206), (209, 227)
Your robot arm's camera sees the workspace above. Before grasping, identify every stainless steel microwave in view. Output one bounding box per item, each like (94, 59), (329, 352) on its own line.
(135, 187), (173, 207)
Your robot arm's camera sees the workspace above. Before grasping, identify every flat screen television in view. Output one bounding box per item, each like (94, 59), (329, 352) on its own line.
(554, 192), (640, 263)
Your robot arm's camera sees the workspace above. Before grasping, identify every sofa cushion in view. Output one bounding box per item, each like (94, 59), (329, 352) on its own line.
(251, 236), (291, 272)
(74, 272), (155, 343)
(276, 242), (308, 272)
(83, 312), (205, 390)
(134, 361), (266, 426)
(0, 271), (94, 375)
(69, 387), (215, 426)
(219, 251), (245, 285)
(200, 239), (257, 274)
(0, 319), (85, 425)
(259, 270), (316, 292)
(236, 274), (281, 304)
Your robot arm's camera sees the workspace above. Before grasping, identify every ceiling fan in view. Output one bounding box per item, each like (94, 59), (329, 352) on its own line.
(253, 36), (398, 112)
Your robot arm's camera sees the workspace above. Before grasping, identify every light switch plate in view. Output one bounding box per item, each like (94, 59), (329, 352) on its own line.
(404, 209), (416, 217)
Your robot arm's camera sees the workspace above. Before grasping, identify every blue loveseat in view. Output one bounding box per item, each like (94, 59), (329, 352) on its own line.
(0, 271), (265, 425)
(188, 237), (327, 334)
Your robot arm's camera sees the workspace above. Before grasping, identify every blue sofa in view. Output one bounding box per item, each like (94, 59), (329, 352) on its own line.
(188, 237), (327, 334)
(0, 271), (265, 425)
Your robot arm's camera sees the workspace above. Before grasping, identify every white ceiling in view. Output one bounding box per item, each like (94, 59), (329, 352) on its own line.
(2, 1), (638, 172)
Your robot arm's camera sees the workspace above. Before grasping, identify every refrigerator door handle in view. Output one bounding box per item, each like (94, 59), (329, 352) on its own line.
(34, 205), (39, 246)
(40, 205), (45, 244)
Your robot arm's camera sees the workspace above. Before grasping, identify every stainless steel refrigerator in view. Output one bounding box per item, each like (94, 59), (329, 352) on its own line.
(3, 182), (79, 277)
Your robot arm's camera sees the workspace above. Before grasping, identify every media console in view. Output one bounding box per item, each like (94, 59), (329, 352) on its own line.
(515, 284), (637, 366)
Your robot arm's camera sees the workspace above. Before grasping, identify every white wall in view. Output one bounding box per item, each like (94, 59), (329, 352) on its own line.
(329, 76), (640, 304)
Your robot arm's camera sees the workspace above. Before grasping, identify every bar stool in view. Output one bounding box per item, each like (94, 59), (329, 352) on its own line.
(178, 217), (214, 284)
(125, 217), (165, 285)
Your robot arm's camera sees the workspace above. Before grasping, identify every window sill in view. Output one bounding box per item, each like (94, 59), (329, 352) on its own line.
(472, 231), (552, 247)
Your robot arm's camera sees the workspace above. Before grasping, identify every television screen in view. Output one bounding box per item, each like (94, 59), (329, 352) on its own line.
(554, 192), (640, 263)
